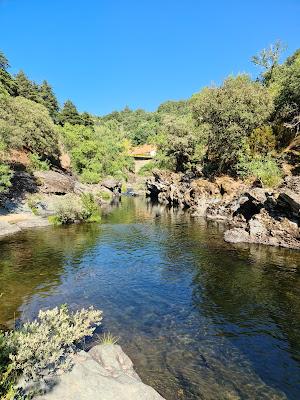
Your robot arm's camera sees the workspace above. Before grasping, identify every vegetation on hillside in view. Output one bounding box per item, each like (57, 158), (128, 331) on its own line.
(0, 42), (299, 191)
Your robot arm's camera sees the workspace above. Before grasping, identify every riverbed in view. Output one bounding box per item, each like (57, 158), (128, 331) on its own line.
(0, 197), (300, 399)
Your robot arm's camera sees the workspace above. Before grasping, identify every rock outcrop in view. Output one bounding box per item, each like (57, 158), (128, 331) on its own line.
(36, 344), (165, 400)
(146, 170), (300, 250)
(34, 170), (76, 194)
(101, 178), (122, 194)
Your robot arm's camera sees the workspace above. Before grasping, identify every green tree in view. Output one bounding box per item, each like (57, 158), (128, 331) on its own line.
(159, 114), (206, 172)
(81, 111), (94, 127)
(157, 100), (189, 116)
(59, 100), (82, 125)
(15, 70), (40, 102)
(100, 107), (160, 145)
(60, 122), (133, 183)
(39, 80), (59, 120)
(0, 139), (12, 193)
(271, 49), (300, 139)
(252, 40), (286, 83)
(0, 51), (9, 70)
(0, 50), (16, 96)
(190, 75), (274, 173)
(0, 94), (59, 158)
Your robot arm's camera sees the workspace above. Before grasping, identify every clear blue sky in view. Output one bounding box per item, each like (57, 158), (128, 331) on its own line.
(1, 0), (300, 115)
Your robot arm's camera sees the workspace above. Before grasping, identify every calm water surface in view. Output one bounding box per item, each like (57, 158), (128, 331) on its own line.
(0, 197), (300, 400)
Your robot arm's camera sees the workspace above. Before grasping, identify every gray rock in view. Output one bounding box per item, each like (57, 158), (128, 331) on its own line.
(224, 227), (250, 244)
(34, 171), (75, 194)
(101, 179), (122, 194)
(15, 217), (51, 229)
(35, 345), (165, 400)
(0, 221), (21, 237)
(225, 210), (300, 249)
(248, 218), (268, 238)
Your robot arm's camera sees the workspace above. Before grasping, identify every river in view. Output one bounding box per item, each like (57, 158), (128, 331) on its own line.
(0, 197), (300, 399)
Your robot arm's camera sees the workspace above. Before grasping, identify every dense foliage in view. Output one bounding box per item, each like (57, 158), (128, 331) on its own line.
(60, 122), (133, 183)
(0, 43), (299, 189)
(190, 75), (274, 173)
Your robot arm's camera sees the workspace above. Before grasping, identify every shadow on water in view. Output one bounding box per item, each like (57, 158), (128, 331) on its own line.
(0, 196), (300, 399)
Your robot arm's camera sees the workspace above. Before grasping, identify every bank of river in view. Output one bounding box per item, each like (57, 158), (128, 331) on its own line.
(0, 197), (300, 399)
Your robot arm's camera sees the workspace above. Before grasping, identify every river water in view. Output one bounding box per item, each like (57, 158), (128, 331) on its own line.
(0, 197), (300, 399)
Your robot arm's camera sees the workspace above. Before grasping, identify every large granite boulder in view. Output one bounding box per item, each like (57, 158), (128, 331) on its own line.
(36, 344), (165, 400)
(34, 171), (75, 194)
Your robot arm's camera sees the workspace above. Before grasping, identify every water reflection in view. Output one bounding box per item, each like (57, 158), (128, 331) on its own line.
(0, 223), (101, 326)
(0, 197), (300, 399)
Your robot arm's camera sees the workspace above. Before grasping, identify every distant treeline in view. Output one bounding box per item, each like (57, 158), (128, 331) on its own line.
(0, 41), (299, 189)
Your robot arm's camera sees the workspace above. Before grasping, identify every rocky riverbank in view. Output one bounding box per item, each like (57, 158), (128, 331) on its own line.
(34, 344), (165, 400)
(146, 170), (300, 250)
(0, 169), (121, 238)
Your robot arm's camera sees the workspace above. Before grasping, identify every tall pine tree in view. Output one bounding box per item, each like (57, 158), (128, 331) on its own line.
(15, 70), (40, 102)
(0, 50), (16, 95)
(59, 100), (82, 125)
(39, 80), (59, 120)
(81, 111), (94, 127)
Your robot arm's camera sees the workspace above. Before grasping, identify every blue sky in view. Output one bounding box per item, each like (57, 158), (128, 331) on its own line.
(1, 0), (300, 115)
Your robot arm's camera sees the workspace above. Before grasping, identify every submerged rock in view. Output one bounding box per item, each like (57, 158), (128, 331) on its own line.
(36, 344), (165, 400)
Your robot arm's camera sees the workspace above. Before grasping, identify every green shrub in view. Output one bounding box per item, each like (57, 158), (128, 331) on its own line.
(138, 161), (156, 176)
(99, 191), (112, 201)
(26, 194), (42, 215)
(51, 194), (84, 224)
(238, 155), (283, 187)
(0, 163), (12, 193)
(28, 153), (50, 172)
(80, 193), (101, 222)
(4, 305), (102, 387)
(48, 215), (62, 226)
(0, 332), (16, 399)
(247, 125), (276, 156)
(49, 193), (101, 225)
(80, 168), (101, 184)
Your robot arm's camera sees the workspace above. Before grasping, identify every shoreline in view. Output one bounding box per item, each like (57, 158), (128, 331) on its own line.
(146, 170), (300, 250)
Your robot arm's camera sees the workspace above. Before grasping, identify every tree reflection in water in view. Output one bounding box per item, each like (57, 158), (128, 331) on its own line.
(0, 197), (299, 400)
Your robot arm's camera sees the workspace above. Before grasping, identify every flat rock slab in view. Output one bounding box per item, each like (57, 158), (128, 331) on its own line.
(0, 221), (21, 237)
(36, 344), (165, 400)
(15, 217), (51, 229)
(0, 216), (51, 239)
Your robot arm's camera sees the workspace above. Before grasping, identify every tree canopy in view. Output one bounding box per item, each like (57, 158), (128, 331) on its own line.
(0, 45), (299, 189)
(190, 75), (274, 172)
